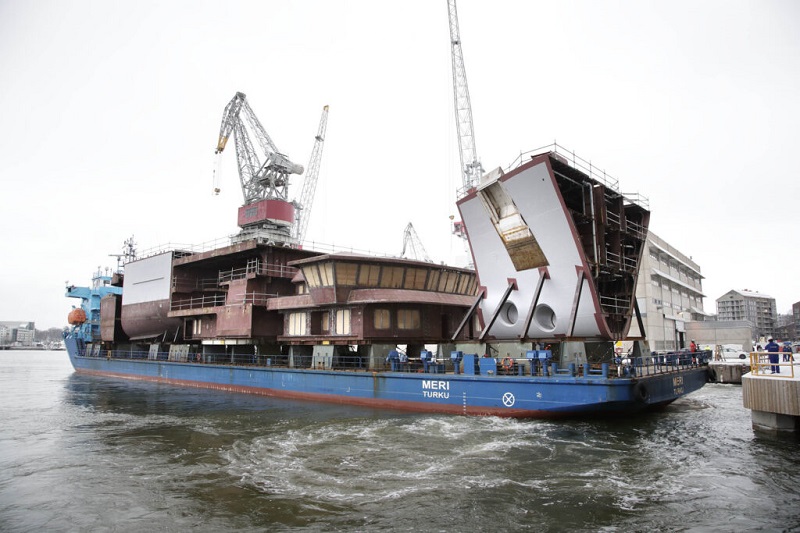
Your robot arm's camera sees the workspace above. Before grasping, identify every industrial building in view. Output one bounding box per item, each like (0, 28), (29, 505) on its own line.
(0, 321), (36, 346)
(632, 232), (706, 351)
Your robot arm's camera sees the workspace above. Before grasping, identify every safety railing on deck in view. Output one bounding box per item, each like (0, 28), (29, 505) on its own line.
(76, 347), (706, 379)
(240, 292), (279, 306)
(617, 350), (709, 377)
(604, 250), (638, 272)
(749, 352), (796, 378)
(170, 292), (279, 311)
(135, 235), (399, 265)
(170, 294), (226, 310)
(500, 142), (650, 211)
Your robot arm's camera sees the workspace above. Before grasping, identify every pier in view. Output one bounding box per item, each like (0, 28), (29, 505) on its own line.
(707, 361), (750, 384)
(742, 354), (799, 433)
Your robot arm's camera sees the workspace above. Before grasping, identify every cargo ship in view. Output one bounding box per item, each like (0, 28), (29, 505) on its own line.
(63, 6), (709, 416)
(63, 139), (709, 418)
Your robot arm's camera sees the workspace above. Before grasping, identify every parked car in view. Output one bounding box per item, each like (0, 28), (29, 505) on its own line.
(719, 345), (748, 361)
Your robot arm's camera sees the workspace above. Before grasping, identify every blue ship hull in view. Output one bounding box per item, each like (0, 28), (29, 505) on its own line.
(65, 338), (708, 418)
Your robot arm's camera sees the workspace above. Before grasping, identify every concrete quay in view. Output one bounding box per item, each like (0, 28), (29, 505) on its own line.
(742, 357), (800, 433)
(707, 361), (750, 384)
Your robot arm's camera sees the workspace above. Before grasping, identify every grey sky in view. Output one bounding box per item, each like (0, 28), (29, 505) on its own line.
(1, 0), (798, 329)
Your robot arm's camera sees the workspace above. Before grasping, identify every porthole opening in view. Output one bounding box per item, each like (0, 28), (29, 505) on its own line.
(533, 304), (556, 332)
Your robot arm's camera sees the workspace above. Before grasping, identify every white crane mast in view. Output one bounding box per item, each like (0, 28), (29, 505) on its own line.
(292, 105), (329, 244)
(447, 0), (483, 197)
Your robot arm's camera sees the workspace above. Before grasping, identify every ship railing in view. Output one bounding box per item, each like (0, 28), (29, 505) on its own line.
(619, 350), (710, 377)
(599, 295), (630, 314)
(748, 352), (796, 378)
(605, 250), (623, 270)
(79, 348), (706, 379)
(237, 292), (279, 306)
(196, 277), (220, 290)
(258, 262), (298, 278)
(134, 235), (399, 267)
(603, 250), (638, 272)
(136, 235), (236, 260)
(501, 142), (649, 210)
(172, 276), (220, 291)
(624, 218), (647, 239)
(218, 262), (256, 283)
(170, 294), (226, 311)
(216, 259), (296, 283)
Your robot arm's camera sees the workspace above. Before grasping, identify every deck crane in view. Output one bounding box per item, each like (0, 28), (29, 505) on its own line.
(292, 105), (329, 245)
(214, 92), (305, 243)
(447, 0), (483, 198)
(400, 223), (433, 263)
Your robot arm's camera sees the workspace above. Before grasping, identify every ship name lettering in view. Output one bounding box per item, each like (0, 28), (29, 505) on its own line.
(423, 390), (450, 399)
(422, 380), (450, 391)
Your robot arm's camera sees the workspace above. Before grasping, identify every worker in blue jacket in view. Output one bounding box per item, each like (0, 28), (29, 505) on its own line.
(765, 338), (780, 374)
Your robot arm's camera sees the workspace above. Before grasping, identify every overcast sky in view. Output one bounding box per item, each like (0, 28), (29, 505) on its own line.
(1, 0), (798, 330)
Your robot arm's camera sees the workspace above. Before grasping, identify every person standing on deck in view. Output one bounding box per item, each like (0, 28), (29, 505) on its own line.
(765, 338), (780, 374)
(782, 343), (793, 362)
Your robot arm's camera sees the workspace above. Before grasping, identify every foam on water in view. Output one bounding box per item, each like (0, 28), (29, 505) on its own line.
(2, 352), (800, 532)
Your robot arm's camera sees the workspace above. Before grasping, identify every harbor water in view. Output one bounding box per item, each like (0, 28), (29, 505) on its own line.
(1, 351), (798, 532)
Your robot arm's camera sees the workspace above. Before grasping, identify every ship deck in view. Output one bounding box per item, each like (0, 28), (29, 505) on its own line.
(79, 347), (707, 381)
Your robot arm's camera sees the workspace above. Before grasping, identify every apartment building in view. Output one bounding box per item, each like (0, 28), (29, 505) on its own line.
(716, 290), (776, 340)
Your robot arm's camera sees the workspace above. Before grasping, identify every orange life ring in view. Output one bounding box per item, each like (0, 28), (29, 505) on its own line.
(502, 357), (514, 371)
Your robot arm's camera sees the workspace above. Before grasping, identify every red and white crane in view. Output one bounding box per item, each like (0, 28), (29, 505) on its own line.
(214, 93), (328, 245)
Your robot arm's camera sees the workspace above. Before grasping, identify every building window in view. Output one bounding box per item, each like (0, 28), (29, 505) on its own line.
(403, 268), (427, 290)
(336, 263), (358, 286)
(335, 309), (351, 335)
(304, 266), (321, 288)
(397, 309), (421, 330)
(319, 263), (334, 286)
(426, 270), (441, 291)
(380, 266), (404, 288)
(192, 319), (202, 335)
(437, 271), (458, 293)
(357, 264), (380, 286)
(374, 309), (390, 329)
(289, 312), (307, 335)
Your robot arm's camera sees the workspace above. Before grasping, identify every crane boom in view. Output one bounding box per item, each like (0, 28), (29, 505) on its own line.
(215, 92), (304, 204)
(447, 0), (483, 196)
(292, 105), (329, 244)
(401, 223), (433, 263)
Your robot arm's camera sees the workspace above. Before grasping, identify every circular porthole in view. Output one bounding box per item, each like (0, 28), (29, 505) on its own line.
(500, 302), (518, 325)
(533, 304), (557, 332)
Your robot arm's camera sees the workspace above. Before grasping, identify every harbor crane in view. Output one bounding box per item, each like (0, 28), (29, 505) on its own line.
(447, 0), (483, 197)
(292, 105), (329, 244)
(400, 223), (433, 263)
(215, 91), (304, 204)
(214, 93), (328, 245)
